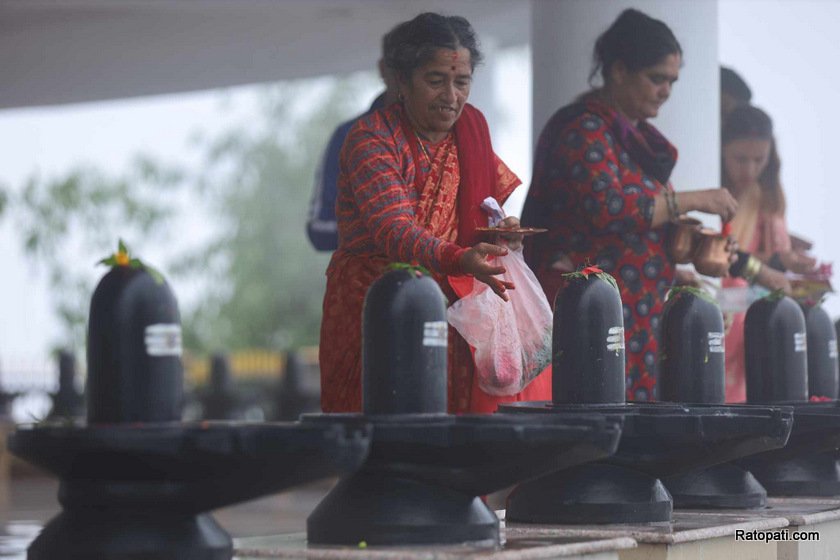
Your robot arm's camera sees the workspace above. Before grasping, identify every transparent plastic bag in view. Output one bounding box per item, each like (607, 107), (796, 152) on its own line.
(447, 247), (553, 396)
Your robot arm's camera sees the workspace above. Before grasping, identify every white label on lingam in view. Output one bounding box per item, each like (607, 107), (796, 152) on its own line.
(423, 321), (448, 347)
(144, 324), (183, 357)
(708, 332), (724, 353)
(830, 340), (838, 359)
(606, 326), (624, 352)
(794, 332), (807, 353)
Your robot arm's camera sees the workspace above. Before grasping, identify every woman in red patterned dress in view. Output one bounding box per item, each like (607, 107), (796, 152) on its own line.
(320, 13), (551, 413)
(522, 9), (738, 401)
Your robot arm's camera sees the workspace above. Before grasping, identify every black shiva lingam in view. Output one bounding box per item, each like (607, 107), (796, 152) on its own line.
(736, 295), (840, 497)
(802, 302), (839, 402)
(501, 270), (792, 524)
(658, 288), (792, 509)
(8, 245), (372, 560)
(305, 267), (624, 546)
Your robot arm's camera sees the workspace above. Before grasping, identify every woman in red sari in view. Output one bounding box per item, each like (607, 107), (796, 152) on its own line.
(320, 13), (551, 414)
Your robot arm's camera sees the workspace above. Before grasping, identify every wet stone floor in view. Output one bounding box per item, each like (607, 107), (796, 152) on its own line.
(0, 472), (334, 559)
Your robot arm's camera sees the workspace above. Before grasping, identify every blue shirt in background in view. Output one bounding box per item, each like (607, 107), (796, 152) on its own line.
(306, 93), (387, 251)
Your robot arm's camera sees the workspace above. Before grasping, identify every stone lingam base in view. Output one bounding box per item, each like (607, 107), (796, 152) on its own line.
(8, 420), (372, 560)
(663, 462), (768, 509)
(302, 412), (622, 547)
(500, 402), (792, 524)
(738, 402), (840, 497)
(662, 400), (815, 510)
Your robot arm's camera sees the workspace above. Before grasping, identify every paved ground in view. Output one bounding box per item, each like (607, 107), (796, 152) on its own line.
(0, 470), (334, 558)
(2, 472), (333, 536)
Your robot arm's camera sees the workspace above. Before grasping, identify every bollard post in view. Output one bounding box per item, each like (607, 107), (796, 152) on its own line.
(48, 349), (85, 419)
(203, 353), (237, 420)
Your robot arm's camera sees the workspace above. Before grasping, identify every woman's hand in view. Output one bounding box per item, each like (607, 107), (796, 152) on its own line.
(755, 264), (792, 294)
(778, 250), (818, 275)
(460, 242), (514, 301)
(495, 216), (524, 251)
(679, 189), (739, 223)
(726, 236), (740, 265)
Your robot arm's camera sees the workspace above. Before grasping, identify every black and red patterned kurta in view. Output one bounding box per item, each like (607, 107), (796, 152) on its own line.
(522, 98), (677, 401)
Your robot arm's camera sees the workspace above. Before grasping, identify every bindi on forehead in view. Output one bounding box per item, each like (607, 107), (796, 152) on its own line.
(427, 48), (470, 74)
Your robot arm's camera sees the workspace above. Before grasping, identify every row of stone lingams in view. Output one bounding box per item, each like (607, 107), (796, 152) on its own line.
(8, 263), (840, 559)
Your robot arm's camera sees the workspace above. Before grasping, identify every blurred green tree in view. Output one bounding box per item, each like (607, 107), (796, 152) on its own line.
(10, 72), (379, 355)
(12, 160), (185, 352)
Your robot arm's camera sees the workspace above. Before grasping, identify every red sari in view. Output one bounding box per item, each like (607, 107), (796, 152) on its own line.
(319, 103), (552, 413)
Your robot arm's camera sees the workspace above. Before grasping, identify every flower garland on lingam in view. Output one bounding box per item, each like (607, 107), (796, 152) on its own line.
(98, 239), (164, 283)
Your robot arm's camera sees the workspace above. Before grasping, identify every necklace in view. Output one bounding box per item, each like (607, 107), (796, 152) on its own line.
(415, 132), (432, 167)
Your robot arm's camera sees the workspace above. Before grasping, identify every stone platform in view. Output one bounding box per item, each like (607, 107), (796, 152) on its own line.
(234, 530), (636, 560)
(506, 509), (787, 560)
(235, 499), (840, 560)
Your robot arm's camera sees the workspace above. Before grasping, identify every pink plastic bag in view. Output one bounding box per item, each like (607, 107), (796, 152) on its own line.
(447, 247), (553, 396)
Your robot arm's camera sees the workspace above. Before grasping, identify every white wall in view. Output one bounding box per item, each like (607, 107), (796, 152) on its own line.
(720, 0), (840, 319)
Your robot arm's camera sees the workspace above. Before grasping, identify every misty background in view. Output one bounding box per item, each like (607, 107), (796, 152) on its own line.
(0, 1), (836, 398)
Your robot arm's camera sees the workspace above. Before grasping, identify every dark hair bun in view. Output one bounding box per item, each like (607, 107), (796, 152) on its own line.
(591, 9), (681, 85)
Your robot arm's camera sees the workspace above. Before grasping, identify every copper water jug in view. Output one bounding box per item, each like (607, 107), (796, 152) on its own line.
(693, 229), (731, 277)
(668, 217), (703, 264)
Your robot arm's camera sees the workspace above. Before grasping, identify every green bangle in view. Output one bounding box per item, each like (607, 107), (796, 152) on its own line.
(671, 190), (681, 217)
(744, 256), (762, 283)
(665, 190), (679, 222)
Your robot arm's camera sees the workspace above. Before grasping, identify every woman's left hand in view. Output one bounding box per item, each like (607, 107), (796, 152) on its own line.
(495, 216), (524, 251)
(779, 250), (818, 275)
(756, 264), (792, 294)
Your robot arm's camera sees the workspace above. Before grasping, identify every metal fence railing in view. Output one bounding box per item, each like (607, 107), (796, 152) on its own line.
(0, 347), (322, 423)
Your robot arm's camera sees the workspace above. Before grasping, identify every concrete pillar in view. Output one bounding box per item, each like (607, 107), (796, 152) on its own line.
(467, 37), (529, 218)
(531, 0), (720, 202)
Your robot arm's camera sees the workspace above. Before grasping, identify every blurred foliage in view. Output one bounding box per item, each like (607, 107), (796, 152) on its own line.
(12, 161), (185, 351)
(10, 72), (380, 355)
(174, 77), (379, 352)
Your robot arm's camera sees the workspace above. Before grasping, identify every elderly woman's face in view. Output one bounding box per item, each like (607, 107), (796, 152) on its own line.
(612, 53), (680, 121)
(401, 47), (472, 141)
